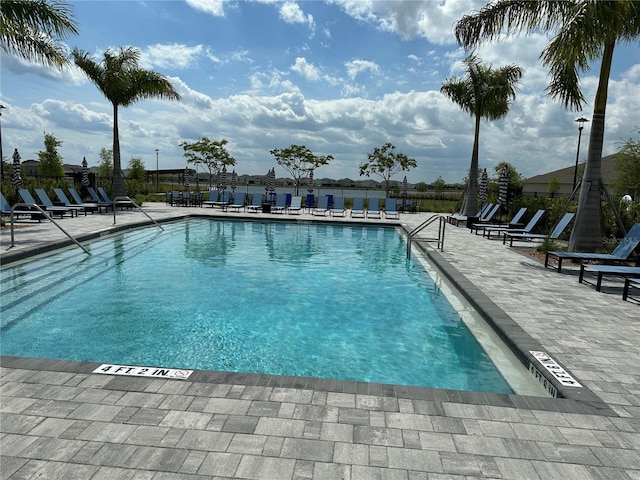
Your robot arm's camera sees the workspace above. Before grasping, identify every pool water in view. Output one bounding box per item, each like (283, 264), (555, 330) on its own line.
(0, 219), (513, 393)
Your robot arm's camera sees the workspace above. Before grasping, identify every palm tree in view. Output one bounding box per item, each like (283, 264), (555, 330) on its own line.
(72, 47), (180, 197)
(0, 0), (78, 67)
(455, 0), (640, 251)
(441, 55), (523, 216)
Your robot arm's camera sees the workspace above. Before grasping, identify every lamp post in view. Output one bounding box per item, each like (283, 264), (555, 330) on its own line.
(155, 149), (159, 193)
(572, 117), (589, 191)
(0, 104), (5, 181)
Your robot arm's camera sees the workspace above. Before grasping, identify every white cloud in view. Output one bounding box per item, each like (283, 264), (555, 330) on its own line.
(279, 2), (315, 32)
(345, 59), (380, 80)
(141, 44), (204, 70)
(291, 57), (321, 82)
(185, 0), (225, 16)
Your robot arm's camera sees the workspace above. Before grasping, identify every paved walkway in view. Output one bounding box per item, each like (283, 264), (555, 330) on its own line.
(1, 204), (639, 479)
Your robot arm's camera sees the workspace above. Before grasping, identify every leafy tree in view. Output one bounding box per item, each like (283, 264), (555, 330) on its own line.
(270, 144), (333, 196)
(359, 142), (417, 198)
(415, 181), (428, 193)
(180, 137), (235, 188)
(441, 55), (523, 216)
(493, 162), (523, 187)
(72, 46), (180, 198)
(612, 130), (640, 196)
(455, 0), (640, 250)
(433, 176), (446, 200)
(0, 0), (78, 68)
(36, 132), (64, 177)
(548, 177), (560, 198)
(127, 156), (145, 182)
(97, 147), (113, 182)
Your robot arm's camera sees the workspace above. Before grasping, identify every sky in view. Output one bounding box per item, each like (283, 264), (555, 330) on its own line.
(1, 0), (639, 185)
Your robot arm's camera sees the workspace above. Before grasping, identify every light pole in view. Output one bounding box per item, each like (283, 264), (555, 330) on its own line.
(155, 149), (159, 193)
(0, 105), (5, 181)
(572, 117), (589, 191)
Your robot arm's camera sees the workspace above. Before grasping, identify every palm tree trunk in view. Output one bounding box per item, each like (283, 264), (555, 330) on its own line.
(111, 103), (125, 198)
(463, 114), (481, 216)
(568, 41), (614, 251)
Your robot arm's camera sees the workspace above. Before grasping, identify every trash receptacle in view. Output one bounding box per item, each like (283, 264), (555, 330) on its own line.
(262, 203), (271, 213)
(466, 216), (479, 229)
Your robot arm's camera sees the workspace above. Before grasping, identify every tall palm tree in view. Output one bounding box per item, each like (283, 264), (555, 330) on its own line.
(455, 0), (640, 251)
(0, 0), (78, 68)
(441, 55), (523, 216)
(72, 47), (180, 197)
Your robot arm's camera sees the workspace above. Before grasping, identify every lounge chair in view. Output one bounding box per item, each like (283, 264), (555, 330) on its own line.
(305, 194), (315, 212)
(228, 193), (246, 212)
(35, 188), (80, 217)
(504, 212), (575, 246)
(202, 190), (219, 207)
(578, 264), (640, 292)
(287, 196), (302, 215)
(330, 196), (345, 217)
(471, 207), (527, 235)
(384, 198), (399, 219)
(19, 189), (71, 219)
(448, 203), (492, 227)
(366, 198), (381, 219)
(351, 197), (365, 218)
(271, 194), (288, 214)
(69, 188), (105, 213)
(470, 203), (500, 228)
(0, 191), (44, 221)
(312, 196), (329, 216)
(484, 209), (545, 239)
(87, 187), (115, 211)
(545, 223), (640, 273)
(97, 186), (133, 209)
(246, 194), (263, 212)
(54, 188), (96, 215)
(623, 277), (640, 302)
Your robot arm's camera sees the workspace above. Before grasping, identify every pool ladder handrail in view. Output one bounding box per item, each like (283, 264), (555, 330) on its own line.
(9, 203), (91, 255)
(112, 196), (164, 231)
(406, 214), (446, 258)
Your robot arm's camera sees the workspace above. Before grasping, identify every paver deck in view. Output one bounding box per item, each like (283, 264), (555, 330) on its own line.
(1, 203), (639, 479)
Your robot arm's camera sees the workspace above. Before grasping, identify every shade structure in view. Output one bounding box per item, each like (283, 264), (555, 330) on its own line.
(81, 157), (90, 187)
(478, 168), (488, 204)
(307, 169), (314, 193)
(11, 148), (23, 189)
(498, 166), (509, 205)
(230, 169), (237, 193)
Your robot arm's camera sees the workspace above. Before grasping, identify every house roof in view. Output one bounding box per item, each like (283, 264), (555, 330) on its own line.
(524, 153), (621, 186)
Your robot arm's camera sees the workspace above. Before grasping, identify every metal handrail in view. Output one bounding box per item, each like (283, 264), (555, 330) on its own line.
(112, 196), (164, 231)
(10, 203), (91, 255)
(406, 214), (446, 258)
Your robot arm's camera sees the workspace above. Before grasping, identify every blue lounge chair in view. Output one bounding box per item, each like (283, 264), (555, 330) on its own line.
(471, 207), (527, 235)
(312, 196), (329, 216)
(247, 194), (263, 212)
(228, 193), (246, 212)
(545, 223), (640, 273)
(19, 189), (71, 219)
(351, 197), (365, 218)
(87, 187), (114, 211)
(448, 203), (492, 227)
(54, 188), (96, 215)
(271, 194), (288, 213)
(202, 190), (219, 207)
(623, 278), (640, 302)
(0, 191), (44, 221)
(97, 186), (133, 209)
(579, 264), (640, 292)
(35, 188), (81, 217)
(305, 194), (315, 212)
(504, 212), (575, 246)
(287, 196), (302, 215)
(330, 196), (345, 217)
(484, 209), (545, 239)
(384, 198), (399, 219)
(366, 198), (381, 219)
(69, 187), (104, 213)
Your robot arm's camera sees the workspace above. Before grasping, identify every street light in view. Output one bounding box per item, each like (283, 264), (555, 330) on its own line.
(572, 117), (589, 191)
(155, 149), (159, 193)
(0, 104), (5, 181)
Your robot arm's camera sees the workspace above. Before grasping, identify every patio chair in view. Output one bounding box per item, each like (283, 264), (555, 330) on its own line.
(19, 189), (71, 219)
(97, 186), (133, 209)
(471, 207), (527, 235)
(578, 264), (640, 292)
(202, 190), (219, 207)
(504, 212), (575, 246)
(54, 188), (97, 215)
(330, 196), (345, 217)
(69, 188), (106, 213)
(287, 196), (303, 215)
(228, 193), (246, 212)
(351, 197), (365, 218)
(35, 188), (81, 217)
(384, 198), (399, 219)
(213, 191), (231, 209)
(623, 277), (640, 302)
(312, 196), (329, 216)
(87, 187), (114, 211)
(0, 191), (45, 221)
(271, 194), (288, 214)
(545, 223), (640, 273)
(305, 194), (315, 212)
(366, 198), (381, 219)
(448, 203), (492, 227)
(247, 194), (263, 212)
(483, 209), (545, 239)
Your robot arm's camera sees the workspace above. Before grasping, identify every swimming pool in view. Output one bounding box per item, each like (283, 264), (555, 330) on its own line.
(1, 218), (513, 393)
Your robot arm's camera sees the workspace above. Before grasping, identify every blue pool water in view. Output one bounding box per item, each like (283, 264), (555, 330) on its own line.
(0, 219), (512, 393)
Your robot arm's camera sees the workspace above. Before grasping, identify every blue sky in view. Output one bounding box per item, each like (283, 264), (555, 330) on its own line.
(1, 0), (639, 184)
